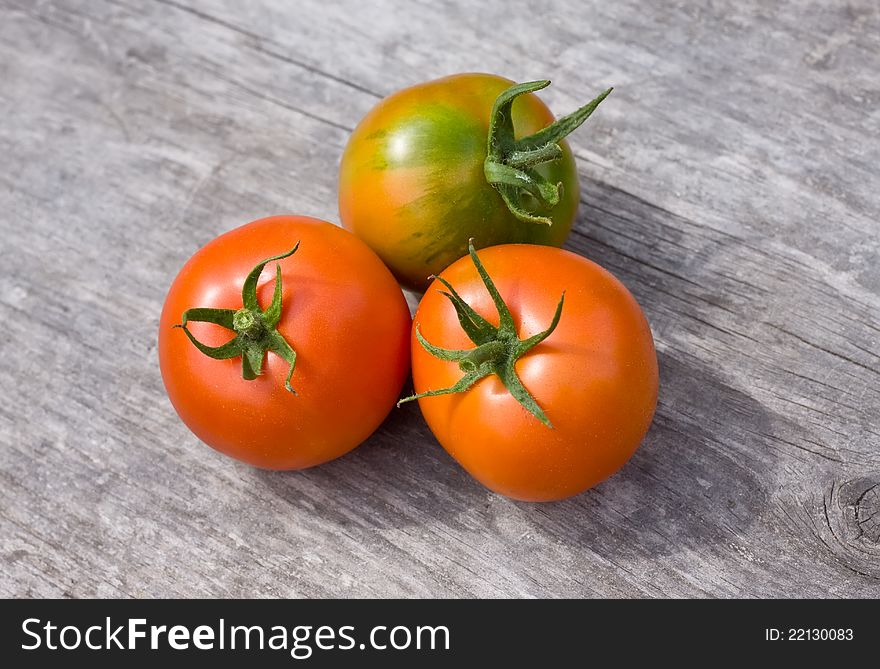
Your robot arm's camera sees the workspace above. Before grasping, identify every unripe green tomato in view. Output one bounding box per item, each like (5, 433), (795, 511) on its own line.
(339, 73), (608, 290)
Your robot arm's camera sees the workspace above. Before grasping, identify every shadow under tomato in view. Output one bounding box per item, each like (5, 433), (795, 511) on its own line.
(256, 347), (777, 564)
(254, 381), (487, 528)
(510, 349), (777, 563)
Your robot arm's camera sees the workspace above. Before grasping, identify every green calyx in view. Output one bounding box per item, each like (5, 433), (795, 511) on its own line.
(398, 240), (564, 427)
(173, 244), (301, 393)
(484, 80), (613, 225)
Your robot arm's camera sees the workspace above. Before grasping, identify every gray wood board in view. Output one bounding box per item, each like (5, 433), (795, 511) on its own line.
(1, 0), (878, 597)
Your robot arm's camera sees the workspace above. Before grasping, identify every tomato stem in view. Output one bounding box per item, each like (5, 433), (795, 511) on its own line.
(484, 81), (612, 225)
(458, 340), (506, 372)
(172, 243), (301, 394)
(232, 308), (266, 339)
(398, 240), (564, 427)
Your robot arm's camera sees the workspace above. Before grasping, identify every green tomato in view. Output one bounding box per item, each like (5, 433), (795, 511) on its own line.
(338, 73), (611, 290)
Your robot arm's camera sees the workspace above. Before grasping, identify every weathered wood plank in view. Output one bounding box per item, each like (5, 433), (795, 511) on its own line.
(0, 0), (877, 597)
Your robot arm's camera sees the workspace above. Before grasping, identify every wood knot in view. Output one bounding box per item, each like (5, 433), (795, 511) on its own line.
(817, 477), (880, 582)
(853, 482), (880, 544)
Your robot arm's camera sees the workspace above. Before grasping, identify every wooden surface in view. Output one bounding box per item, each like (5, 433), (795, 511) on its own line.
(1, 0), (878, 598)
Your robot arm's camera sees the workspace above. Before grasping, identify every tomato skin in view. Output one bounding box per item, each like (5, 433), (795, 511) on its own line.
(411, 245), (658, 501)
(339, 73), (579, 290)
(158, 216), (411, 470)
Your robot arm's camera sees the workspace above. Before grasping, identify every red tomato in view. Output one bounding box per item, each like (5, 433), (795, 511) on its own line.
(405, 243), (658, 501)
(158, 216), (411, 469)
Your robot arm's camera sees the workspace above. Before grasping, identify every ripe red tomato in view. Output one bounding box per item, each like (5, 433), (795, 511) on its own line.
(339, 73), (611, 289)
(403, 242), (658, 501)
(158, 216), (411, 469)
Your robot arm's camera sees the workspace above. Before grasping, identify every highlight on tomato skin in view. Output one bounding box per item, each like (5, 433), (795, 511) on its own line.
(158, 215), (412, 470)
(338, 72), (612, 291)
(403, 242), (659, 502)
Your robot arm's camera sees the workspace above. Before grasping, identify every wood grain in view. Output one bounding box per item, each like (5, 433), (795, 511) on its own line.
(0, 0), (877, 597)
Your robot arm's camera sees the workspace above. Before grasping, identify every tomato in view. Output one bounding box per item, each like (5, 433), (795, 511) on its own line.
(158, 216), (411, 469)
(402, 242), (658, 501)
(339, 73), (611, 290)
